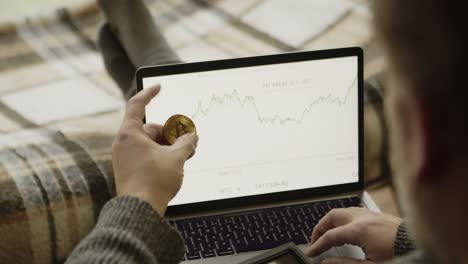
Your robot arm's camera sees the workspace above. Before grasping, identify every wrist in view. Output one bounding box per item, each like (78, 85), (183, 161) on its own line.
(118, 191), (170, 217)
(150, 196), (170, 216)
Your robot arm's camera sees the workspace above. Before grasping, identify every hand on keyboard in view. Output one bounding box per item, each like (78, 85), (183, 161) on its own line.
(305, 207), (402, 262)
(175, 197), (362, 261)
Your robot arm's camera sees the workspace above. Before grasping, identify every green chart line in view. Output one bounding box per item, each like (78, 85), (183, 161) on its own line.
(191, 76), (357, 125)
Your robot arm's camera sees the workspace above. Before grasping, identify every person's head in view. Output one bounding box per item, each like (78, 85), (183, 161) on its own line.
(373, 1), (468, 263)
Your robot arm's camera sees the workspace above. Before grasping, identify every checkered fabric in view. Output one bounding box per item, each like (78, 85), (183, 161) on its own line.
(0, 0), (384, 263)
(0, 129), (114, 263)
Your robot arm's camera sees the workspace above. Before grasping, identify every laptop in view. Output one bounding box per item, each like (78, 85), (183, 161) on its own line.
(136, 47), (379, 263)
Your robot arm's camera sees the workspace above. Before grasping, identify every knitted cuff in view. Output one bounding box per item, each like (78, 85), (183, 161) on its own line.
(394, 222), (417, 256)
(96, 196), (185, 263)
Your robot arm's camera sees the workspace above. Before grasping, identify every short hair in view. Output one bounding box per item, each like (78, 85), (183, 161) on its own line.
(373, 0), (468, 156)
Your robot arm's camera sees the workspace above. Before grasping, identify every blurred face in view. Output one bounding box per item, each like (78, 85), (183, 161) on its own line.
(378, 5), (468, 261)
(384, 68), (468, 263)
(384, 70), (452, 261)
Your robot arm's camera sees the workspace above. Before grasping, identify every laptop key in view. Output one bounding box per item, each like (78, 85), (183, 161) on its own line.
(275, 233), (289, 242)
(216, 247), (235, 256)
(205, 234), (221, 242)
(187, 230), (200, 238)
(216, 240), (231, 248)
(186, 252), (201, 260)
(201, 250), (216, 258)
(234, 230), (248, 238)
(201, 241), (216, 250)
(222, 232), (234, 240)
(245, 236), (260, 246)
(186, 244), (201, 253)
(209, 219), (220, 227)
(177, 222), (190, 231)
(202, 227), (214, 235)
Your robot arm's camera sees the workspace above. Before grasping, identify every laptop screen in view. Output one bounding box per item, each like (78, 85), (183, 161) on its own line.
(142, 55), (359, 206)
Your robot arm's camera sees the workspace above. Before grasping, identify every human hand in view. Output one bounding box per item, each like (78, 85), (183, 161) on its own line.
(305, 207), (402, 263)
(111, 85), (198, 216)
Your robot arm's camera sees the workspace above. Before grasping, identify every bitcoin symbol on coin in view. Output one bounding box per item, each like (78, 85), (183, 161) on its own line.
(175, 120), (189, 137)
(163, 114), (197, 145)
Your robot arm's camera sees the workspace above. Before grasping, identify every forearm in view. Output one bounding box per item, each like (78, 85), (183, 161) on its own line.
(66, 196), (184, 264)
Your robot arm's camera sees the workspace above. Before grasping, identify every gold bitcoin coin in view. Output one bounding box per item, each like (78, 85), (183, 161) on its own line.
(163, 114), (197, 145)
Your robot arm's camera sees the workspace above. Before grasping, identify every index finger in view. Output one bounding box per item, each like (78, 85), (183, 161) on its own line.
(124, 85), (160, 128)
(305, 225), (359, 257)
(310, 208), (353, 243)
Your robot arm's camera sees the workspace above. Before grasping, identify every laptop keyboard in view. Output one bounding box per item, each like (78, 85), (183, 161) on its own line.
(172, 197), (361, 261)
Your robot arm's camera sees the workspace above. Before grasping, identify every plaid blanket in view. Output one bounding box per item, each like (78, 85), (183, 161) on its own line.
(0, 129), (114, 263)
(0, 0), (385, 263)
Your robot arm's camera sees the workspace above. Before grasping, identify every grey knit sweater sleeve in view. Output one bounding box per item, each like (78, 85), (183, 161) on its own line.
(394, 222), (417, 256)
(65, 196), (185, 264)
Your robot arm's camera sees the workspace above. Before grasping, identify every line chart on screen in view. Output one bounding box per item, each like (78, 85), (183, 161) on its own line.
(142, 56), (359, 205)
(190, 76), (356, 125)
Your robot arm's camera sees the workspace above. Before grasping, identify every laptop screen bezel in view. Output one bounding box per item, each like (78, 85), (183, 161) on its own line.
(136, 47), (364, 216)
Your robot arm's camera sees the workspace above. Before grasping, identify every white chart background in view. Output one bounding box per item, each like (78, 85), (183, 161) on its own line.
(143, 56), (359, 206)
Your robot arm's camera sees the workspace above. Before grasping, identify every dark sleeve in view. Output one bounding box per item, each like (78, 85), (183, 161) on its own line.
(65, 196), (184, 264)
(394, 222), (417, 256)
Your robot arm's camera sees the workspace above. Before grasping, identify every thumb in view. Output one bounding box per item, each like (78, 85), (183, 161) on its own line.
(322, 257), (375, 264)
(171, 133), (199, 160)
